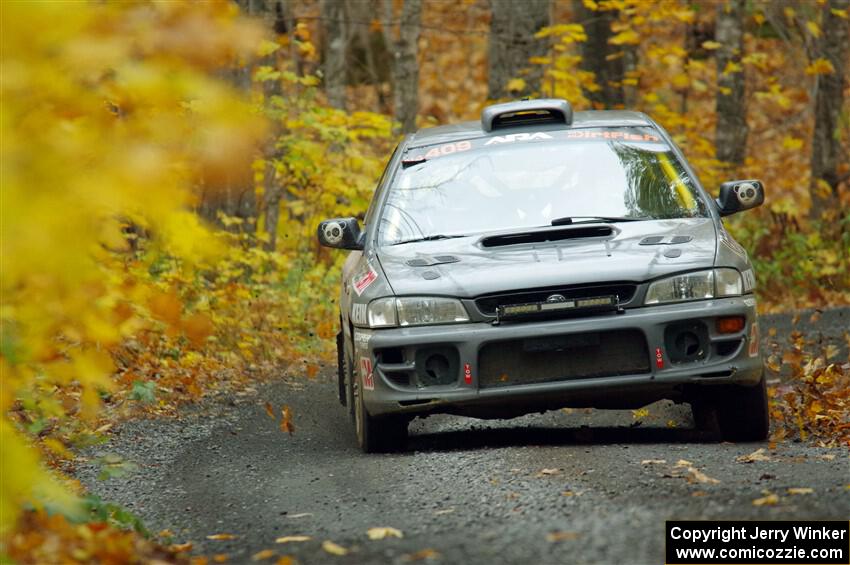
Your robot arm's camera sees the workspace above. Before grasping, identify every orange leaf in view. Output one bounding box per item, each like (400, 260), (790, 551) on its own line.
(183, 312), (215, 347)
(206, 533), (237, 540)
(148, 290), (182, 327)
(280, 405), (294, 435)
(264, 402), (275, 420)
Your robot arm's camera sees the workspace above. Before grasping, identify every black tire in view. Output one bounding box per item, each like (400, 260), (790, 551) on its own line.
(692, 375), (769, 442)
(344, 351), (355, 421)
(336, 330), (346, 407)
(353, 369), (407, 453)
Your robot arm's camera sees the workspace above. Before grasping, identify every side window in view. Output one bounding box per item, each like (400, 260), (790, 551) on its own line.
(363, 144), (400, 228)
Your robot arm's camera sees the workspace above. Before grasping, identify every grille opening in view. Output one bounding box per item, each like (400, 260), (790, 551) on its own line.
(385, 371), (411, 386)
(481, 226), (612, 248)
(714, 340), (742, 357)
(478, 329), (649, 388)
(376, 347), (404, 364)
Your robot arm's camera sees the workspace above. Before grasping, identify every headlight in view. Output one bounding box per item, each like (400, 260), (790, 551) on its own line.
(367, 297), (469, 328)
(367, 297), (397, 328)
(644, 268), (743, 305)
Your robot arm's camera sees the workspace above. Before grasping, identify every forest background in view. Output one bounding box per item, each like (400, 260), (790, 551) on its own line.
(1, 0), (848, 562)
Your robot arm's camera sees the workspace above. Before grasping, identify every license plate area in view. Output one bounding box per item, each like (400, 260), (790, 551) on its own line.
(523, 332), (600, 353)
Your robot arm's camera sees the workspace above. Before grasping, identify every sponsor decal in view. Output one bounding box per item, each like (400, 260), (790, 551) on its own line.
(748, 322), (759, 357)
(352, 266), (378, 296)
(565, 130), (660, 142)
(742, 268), (756, 292)
(351, 303), (367, 325)
(484, 132), (553, 145)
(353, 329), (371, 347)
(655, 347), (664, 369)
(463, 363), (472, 385)
(360, 357), (374, 391)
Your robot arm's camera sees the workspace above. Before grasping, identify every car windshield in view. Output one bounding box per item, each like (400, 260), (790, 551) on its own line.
(378, 127), (708, 245)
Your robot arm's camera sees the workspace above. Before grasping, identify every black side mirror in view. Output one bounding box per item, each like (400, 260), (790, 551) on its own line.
(716, 179), (765, 216)
(317, 217), (364, 250)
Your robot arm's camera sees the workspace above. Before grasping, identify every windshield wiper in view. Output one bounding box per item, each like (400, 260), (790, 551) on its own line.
(550, 215), (652, 226)
(390, 234), (468, 246)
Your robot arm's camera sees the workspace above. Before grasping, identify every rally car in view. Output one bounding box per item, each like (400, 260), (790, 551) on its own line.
(318, 98), (768, 452)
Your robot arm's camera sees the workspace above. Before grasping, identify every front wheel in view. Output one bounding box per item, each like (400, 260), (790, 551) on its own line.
(353, 370), (407, 453)
(692, 376), (769, 442)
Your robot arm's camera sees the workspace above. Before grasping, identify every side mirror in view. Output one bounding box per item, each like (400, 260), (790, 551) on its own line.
(317, 217), (364, 250)
(716, 179), (765, 216)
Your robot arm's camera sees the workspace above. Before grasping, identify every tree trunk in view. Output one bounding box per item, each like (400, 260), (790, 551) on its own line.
(810, 0), (849, 219)
(714, 0), (748, 167)
(574, 1), (624, 109)
(321, 0), (348, 109)
(487, 0), (550, 100)
(382, 0), (422, 134)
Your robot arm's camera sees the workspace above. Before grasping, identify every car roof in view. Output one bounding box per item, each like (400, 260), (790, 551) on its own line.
(406, 109), (655, 150)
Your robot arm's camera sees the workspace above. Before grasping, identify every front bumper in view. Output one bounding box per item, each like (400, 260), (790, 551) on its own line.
(352, 297), (763, 418)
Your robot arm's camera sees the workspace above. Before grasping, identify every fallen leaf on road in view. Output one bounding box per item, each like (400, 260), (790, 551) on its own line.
(433, 508), (454, 515)
(280, 405), (294, 435)
(691, 491), (707, 497)
(287, 513), (313, 519)
(737, 448), (771, 463)
(561, 490), (574, 496)
(632, 408), (650, 420)
(213, 555), (229, 563)
(171, 542), (193, 552)
(546, 531), (580, 542)
(641, 459), (666, 465)
(787, 487), (814, 495)
(264, 402), (275, 420)
(674, 460), (719, 484)
(537, 468), (560, 476)
(252, 549), (276, 561)
(752, 493), (780, 506)
(275, 536), (311, 544)
(403, 548), (441, 561)
(206, 534), (237, 540)
(275, 557), (294, 565)
(818, 454), (836, 461)
(368, 527), (403, 540)
(322, 540), (349, 556)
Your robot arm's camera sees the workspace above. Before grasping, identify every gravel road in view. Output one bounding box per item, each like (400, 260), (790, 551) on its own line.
(77, 309), (850, 565)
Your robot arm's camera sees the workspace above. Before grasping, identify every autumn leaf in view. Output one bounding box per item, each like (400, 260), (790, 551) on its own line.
(252, 549), (276, 561)
(280, 405), (295, 435)
(264, 402), (275, 420)
(805, 58), (835, 75)
(275, 535), (311, 544)
(701, 40), (721, 50)
(367, 527), (403, 540)
(322, 540), (349, 556)
(736, 448), (771, 463)
(206, 533), (238, 540)
(506, 78), (527, 92)
(752, 493), (779, 506)
(787, 487), (814, 495)
(536, 468), (561, 477)
(404, 548), (441, 561)
(546, 531), (580, 542)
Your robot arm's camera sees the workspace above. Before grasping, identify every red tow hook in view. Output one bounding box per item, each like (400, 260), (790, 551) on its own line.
(655, 347), (664, 369)
(464, 363), (472, 384)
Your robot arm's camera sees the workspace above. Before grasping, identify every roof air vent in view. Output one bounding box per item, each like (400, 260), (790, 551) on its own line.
(481, 99), (573, 132)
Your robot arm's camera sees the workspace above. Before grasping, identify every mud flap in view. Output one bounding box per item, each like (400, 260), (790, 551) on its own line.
(336, 329), (346, 406)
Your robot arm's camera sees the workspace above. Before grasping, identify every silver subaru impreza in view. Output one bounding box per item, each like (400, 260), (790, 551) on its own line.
(318, 99), (768, 452)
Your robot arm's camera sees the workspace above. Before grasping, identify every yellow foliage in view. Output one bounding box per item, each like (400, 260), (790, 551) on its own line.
(1, 0), (264, 534)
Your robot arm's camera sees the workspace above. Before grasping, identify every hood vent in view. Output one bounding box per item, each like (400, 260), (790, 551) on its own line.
(481, 226), (613, 248)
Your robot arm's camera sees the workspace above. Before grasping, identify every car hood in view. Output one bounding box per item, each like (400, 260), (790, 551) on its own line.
(377, 218), (717, 297)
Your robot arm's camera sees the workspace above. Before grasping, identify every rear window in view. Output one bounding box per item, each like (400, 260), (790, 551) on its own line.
(378, 127), (708, 246)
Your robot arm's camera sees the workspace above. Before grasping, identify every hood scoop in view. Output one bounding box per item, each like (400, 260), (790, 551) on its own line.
(405, 255), (460, 267)
(481, 226), (613, 248)
(639, 234), (693, 245)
